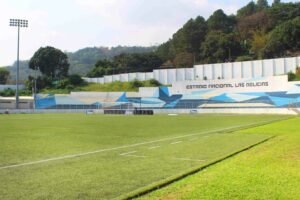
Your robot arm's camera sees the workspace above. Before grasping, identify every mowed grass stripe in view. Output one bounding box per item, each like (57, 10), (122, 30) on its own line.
(0, 118), (284, 170)
(0, 114), (288, 165)
(0, 114), (292, 200)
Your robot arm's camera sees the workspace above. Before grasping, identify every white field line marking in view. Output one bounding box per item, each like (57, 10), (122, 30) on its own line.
(119, 151), (137, 156)
(122, 154), (147, 158)
(0, 119), (277, 170)
(189, 137), (198, 141)
(171, 141), (182, 145)
(173, 158), (205, 162)
(149, 146), (160, 150)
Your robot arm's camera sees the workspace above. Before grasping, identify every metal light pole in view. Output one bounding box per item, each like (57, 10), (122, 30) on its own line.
(9, 19), (28, 109)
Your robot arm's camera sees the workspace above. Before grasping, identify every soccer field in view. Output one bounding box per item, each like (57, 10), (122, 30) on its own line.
(0, 114), (289, 199)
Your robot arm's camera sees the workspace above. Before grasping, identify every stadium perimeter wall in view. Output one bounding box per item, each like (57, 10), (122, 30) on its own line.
(33, 76), (300, 111)
(84, 57), (300, 85)
(0, 84), (25, 91)
(0, 108), (298, 115)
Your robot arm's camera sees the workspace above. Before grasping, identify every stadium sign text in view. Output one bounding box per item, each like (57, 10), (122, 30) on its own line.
(172, 75), (288, 94)
(186, 81), (269, 90)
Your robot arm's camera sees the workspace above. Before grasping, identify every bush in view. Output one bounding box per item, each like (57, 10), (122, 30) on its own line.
(235, 55), (254, 62)
(0, 89), (31, 97)
(295, 67), (300, 78)
(130, 79), (144, 88)
(56, 79), (70, 89)
(69, 74), (85, 86)
(66, 85), (75, 90)
(149, 79), (162, 87)
(0, 89), (15, 97)
(288, 71), (296, 81)
(0, 68), (10, 84)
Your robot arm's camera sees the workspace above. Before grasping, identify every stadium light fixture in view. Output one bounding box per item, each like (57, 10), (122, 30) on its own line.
(9, 19), (28, 109)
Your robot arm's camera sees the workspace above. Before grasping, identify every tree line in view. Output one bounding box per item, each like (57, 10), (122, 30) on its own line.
(88, 0), (300, 77)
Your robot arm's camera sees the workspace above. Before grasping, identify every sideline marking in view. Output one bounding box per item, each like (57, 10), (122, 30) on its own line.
(173, 157), (205, 162)
(0, 119), (281, 170)
(120, 151), (137, 156)
(149, 146), (160, 150)
(122, 155), (147, 158)
(171, 141), (182, 145)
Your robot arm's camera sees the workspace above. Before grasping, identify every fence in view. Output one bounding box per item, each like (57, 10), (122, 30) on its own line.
(0, 84), (25, 91)
(84, 56), (300, 85)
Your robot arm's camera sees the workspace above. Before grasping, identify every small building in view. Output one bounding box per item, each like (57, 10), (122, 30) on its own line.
(0, 96), (34, 109)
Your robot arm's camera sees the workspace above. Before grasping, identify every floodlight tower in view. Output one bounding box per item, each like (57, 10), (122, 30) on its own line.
(9, 19), (28, 109)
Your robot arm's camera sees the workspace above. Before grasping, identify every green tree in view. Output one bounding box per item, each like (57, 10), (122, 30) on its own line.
(156, 41), (174, 61)
(272, 0), (281, 6)
(264, 16), (300, 58)
(207, 9), (236, 33)
(160, 60), (174, 69)
(87, 59), (115, 77)
(237, 2), (257, 18)
(251, 30), (269, 59)
(29, 46), (70, 80)
(200, 31), (241, 63)
(114, 53), (163, 73)
(257, 0), (269, 11)
(0, 68), (10, 84)
(267, 2), (300, 27)
(173, 52), (194, 68)
(237, 11), (271, 40)
(171, 16), (207, 56)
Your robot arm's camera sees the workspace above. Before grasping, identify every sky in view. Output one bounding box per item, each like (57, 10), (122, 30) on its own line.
(0, 0), (296, 66)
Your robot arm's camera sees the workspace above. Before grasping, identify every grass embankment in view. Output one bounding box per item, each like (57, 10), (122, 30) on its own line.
(0, 80), (163, 96)
(139, 117), (300, 200)
(41, 79), (162, 94)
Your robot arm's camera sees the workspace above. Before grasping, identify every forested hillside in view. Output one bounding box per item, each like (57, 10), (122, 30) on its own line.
(156, 0), (300, 66)
(4, 46), (156, 80)
(67, 46), (157, 75)
(88, 0), (300, 77)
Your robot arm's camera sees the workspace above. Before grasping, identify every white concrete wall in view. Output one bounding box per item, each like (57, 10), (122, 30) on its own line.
(128, 73), (138, 81)
(0, 84), (25, 91)
(84, 56), (300, 85)
(253, 60), (263, 77)
(159, 69), (168, 85)
(145, 72), (154, 80)
(185, 68), (194, 80)
(214, 64), (223, 79)
(153, 70), (160, 82)
(176, 68), (186, 81)
(167, 69), (176, 85)
(223, 63), (232, 79)
(120, 74), (129, 82)
(104, 76), (113, 83)
(112, 75), (120, 82)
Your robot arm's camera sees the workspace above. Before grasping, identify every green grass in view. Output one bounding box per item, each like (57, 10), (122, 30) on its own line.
(139, 117), (300, 200)
(40, 80), (163, 94)
(0, 114), (289, 199)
